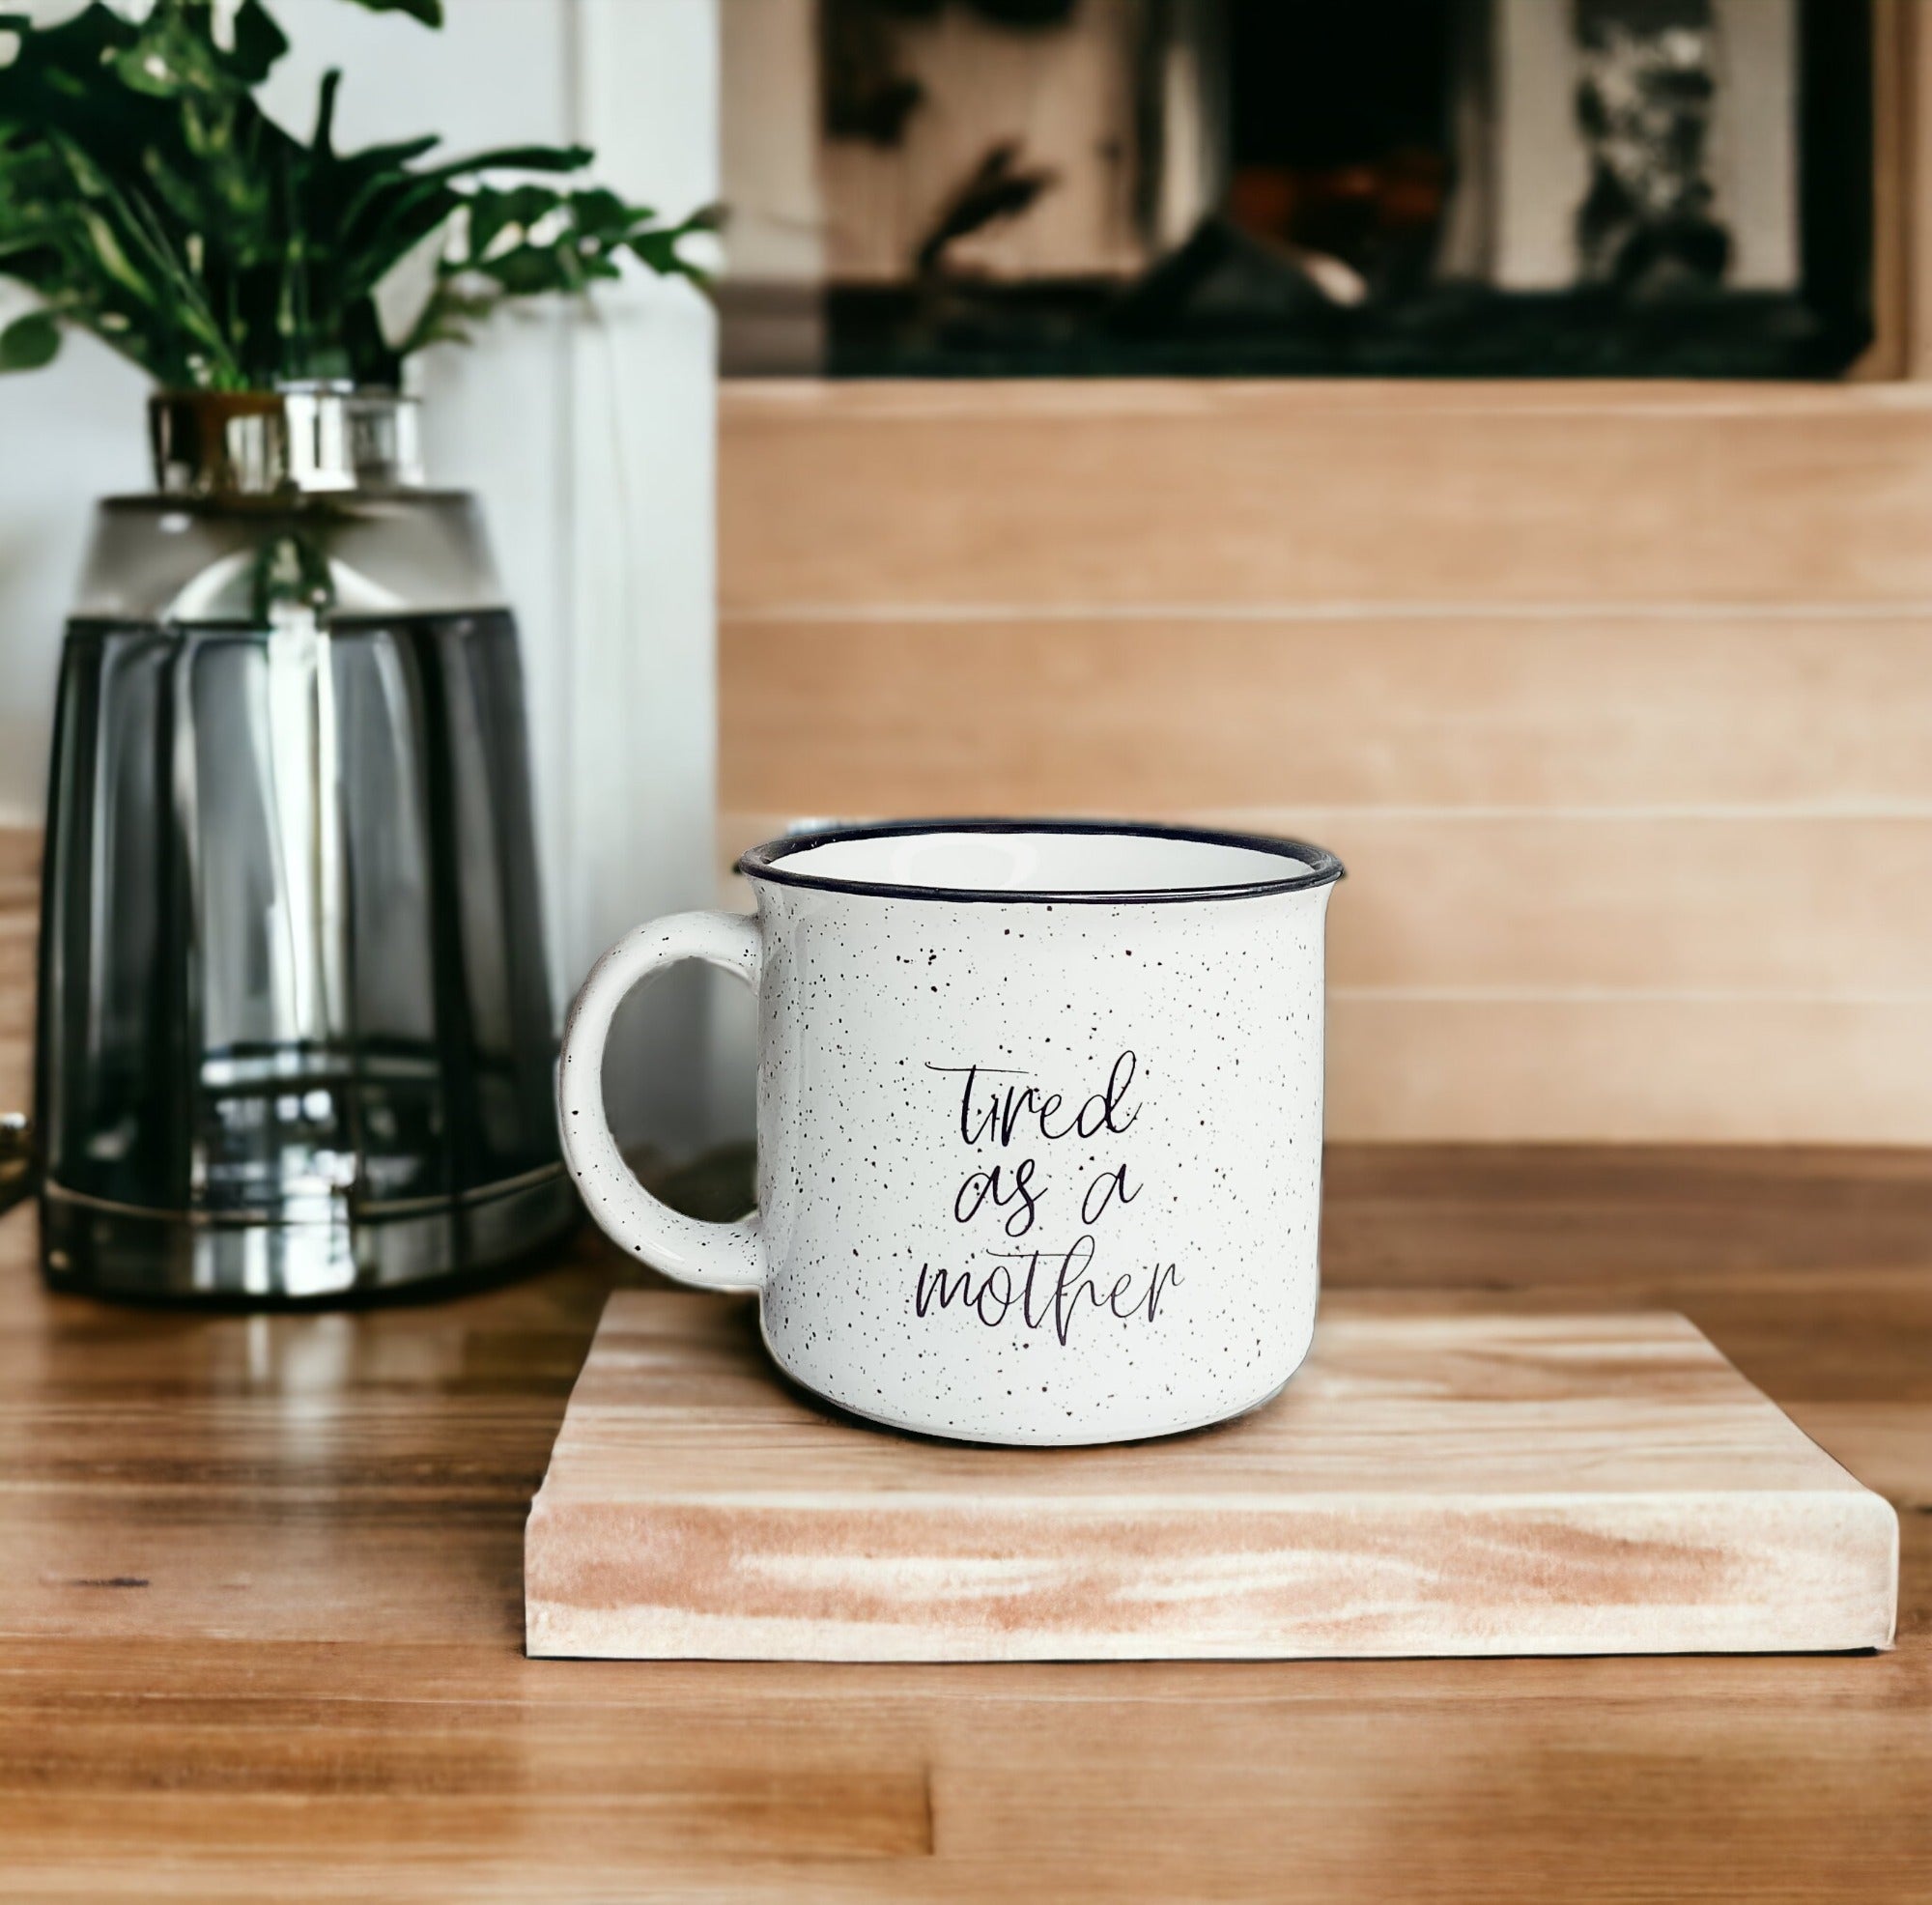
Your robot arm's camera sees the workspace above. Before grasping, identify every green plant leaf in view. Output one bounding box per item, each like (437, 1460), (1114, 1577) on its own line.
(462, 182), (567, 259)
(312, 69), (340, 156)
(228, 0), (289, 84)
(338, 0), (444, 23)
(414, 142), (593, 185)
(0, 0), (716, 387)
(0, 306), (60, 370)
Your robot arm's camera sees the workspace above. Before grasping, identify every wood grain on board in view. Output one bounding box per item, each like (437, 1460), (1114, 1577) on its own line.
(2, 788), (1926, 1905)
(2, 1143), (1929, 1901)
(525, 1292), (1896, 1663)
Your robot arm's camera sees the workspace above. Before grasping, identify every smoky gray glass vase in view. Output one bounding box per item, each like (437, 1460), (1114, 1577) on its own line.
(36, 385), (576, 1301)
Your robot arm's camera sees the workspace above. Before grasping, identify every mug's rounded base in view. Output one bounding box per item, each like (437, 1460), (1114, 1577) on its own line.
(760, 1319), (1317, 1449)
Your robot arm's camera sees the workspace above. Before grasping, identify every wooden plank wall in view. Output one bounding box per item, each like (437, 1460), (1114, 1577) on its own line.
(0, 830), (36, 1119)
(719, 381), (1932, 1143)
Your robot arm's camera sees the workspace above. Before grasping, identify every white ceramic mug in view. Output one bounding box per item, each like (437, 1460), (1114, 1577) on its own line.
(557, 820), (1343, 1446)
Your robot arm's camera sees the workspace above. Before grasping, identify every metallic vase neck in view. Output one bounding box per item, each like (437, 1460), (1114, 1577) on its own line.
(149, 385), (425, 498)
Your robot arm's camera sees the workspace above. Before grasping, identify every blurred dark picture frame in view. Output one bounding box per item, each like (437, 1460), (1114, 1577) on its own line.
(718, 0), (1875, 379)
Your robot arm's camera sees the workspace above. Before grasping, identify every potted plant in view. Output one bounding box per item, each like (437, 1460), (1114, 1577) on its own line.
(0, 0), (712, 1302)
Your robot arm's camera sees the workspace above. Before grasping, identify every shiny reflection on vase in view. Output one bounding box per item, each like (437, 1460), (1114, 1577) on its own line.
(37, 388), (575, 1300)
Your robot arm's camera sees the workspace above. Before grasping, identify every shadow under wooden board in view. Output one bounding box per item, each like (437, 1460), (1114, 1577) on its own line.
(525, 1291), (1897, 1663)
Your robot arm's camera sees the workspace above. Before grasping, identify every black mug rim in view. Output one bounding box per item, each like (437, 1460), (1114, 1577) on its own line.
(736, 818), (1346, 906)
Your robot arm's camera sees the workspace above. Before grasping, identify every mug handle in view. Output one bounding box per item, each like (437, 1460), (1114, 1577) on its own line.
(556, 910), (765, 1290)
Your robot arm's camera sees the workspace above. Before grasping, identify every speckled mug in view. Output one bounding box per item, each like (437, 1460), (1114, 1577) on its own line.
(557, 820), (1344, 1447)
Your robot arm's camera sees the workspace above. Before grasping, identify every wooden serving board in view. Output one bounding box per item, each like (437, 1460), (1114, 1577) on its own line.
(525, 1291), (1897, 1662)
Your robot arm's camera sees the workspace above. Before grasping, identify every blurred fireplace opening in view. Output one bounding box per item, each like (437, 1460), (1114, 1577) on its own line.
(719, 0), (1874, 378)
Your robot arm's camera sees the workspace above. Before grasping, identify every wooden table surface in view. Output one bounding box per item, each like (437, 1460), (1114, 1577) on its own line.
(1, 1143), (1927, 1902)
